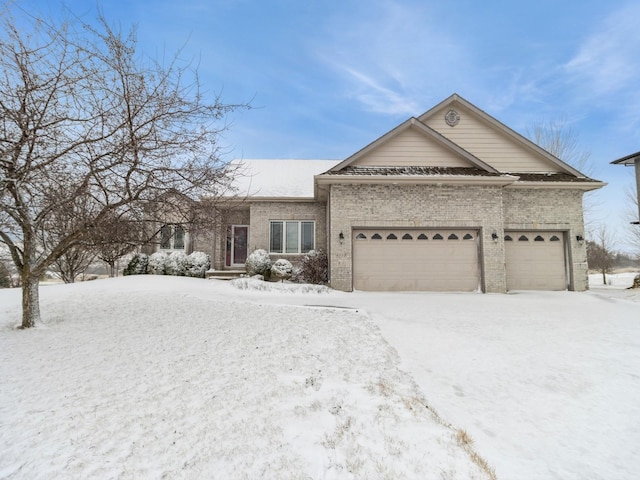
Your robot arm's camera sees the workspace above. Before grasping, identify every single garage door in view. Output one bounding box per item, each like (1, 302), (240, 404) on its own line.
(353, 228), (480, 291)
(504, 231), (567, 290)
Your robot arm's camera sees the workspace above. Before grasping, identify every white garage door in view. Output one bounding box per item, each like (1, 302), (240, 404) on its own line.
(504, 231), (567, 290)
(352, 229), (480, 292)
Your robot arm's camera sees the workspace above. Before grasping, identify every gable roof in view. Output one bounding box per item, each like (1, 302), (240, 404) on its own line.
(418, 93), (588, 178)
(328, 117), (499, 174)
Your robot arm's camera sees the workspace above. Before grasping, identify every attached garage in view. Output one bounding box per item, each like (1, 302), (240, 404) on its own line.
(504, 231), (567, 290)
(352, 228), (480, 291)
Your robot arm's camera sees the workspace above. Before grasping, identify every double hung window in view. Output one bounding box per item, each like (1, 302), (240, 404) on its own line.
(160, 224), (185, 250)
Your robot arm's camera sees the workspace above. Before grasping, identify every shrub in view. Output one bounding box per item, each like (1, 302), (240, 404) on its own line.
(245, 249), (272, 278)
(271, 259), (293, 282)
(165, 251), (188, 276)
(186, 251), (211, 278)
(123, 253), (149, 276)
(148, 251), (169, 275)
(293, 249), (328, 285)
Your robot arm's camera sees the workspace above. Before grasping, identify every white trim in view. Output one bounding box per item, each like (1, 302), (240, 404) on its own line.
(228, 225), (249, 267)
(269, 220), (315, 254)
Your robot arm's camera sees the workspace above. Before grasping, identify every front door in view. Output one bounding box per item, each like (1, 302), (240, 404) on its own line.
(226, 225), (248, 267)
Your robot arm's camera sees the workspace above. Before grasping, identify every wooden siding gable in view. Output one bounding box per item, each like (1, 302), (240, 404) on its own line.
(418, 94), (586, 176)
(329, 118), (498, 173)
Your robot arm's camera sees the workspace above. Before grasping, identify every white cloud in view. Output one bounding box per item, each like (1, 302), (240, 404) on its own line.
(313, 1), (470, 116)
(565, 3), (640, 96)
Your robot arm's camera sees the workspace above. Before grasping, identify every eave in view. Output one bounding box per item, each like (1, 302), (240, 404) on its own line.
(610, 151), (640, 165)
(220, 195), (319, 204)
(314, 174), (519, 200)
(505, 181), (606, 191)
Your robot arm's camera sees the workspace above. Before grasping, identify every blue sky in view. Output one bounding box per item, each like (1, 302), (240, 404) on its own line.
(17, 0), (640, 250)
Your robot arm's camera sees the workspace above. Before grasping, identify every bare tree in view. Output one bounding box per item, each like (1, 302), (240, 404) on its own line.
(527, 118), (592, 175)
(49, 244), (96, 283)
(626, 185), (640, 256)
(586, 225), (617, 284)
(526, 118), (598, 226)
(0, 8), (244, 328)
(89, 210), (147, 277)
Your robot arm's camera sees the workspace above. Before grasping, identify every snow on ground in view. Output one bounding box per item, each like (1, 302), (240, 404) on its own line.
(0, 276), (491, 480)
(1, 273), (639, 480)
(228, 274), (640, 480)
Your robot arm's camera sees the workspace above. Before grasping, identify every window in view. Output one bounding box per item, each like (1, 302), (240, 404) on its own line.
(356, 233), (367, 239)
(417, 233), (428, 240)
(372, 233), (382, 240)
(448, 233), (459, 240)
(269, 221), (314, 254)
(550, 235), (560, 242)
(402, 233), (413, 240)
(518, 235), (529, 241)
(386, 233), (398, 240)
(433, 233), (443, 240)
(463, 233), (473, 240)
(160, 224), (185, 250)
(534, 235), (545, 242)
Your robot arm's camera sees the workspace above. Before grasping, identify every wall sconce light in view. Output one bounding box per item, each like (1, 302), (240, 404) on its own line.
(339, 231), (344, 244)
(576, 234), (584, 244)
(491, 231), (499, 242)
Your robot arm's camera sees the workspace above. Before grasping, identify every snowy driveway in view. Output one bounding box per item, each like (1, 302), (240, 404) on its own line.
(230, 278), (640, 480)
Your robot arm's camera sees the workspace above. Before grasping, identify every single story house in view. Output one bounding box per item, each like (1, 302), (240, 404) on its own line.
(158, 93), (605, 292)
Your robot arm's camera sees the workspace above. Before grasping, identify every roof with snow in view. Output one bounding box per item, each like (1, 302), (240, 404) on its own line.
(227, 159), (338, 198)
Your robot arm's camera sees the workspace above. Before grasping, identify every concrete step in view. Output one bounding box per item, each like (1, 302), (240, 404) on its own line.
(206, 269), (245, 280)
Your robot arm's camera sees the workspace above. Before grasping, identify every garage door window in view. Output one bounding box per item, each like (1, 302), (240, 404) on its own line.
(269, 221), (315, 254)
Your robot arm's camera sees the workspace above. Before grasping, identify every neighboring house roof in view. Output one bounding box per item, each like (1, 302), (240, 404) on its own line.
(610, 151), (640, 165)
(227, 159), (338, 199)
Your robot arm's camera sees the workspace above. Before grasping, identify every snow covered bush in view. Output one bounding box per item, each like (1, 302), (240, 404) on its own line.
(292, 249), (328, 285)
(165, 251), (188, 276)
(245, 249), (272, 278)
(185, 251), (211, 278)
(133, 251), (210, 278)
(271, 259), (293, 282)
(123, 253), (149, 276)
(148, 252), (169, 275)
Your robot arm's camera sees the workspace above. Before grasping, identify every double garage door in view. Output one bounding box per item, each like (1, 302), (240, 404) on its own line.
(352, 228), (568, 292)
(353, 228), (480, 292)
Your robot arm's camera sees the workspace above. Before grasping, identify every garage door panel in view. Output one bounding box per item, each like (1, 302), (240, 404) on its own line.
(353, 229), (479, 292)
(505, 231), (566, 290)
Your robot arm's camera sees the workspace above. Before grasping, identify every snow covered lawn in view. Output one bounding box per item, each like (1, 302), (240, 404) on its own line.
(1, 273), (639, 480)
(0, 276), (491, 480)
